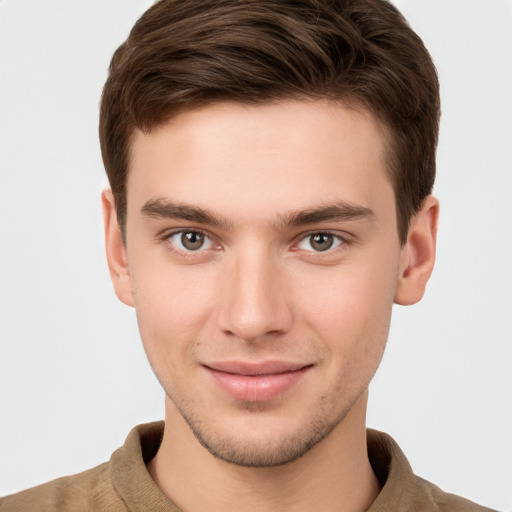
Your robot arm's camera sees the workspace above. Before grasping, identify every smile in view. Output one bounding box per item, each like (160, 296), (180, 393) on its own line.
(203, 361), (312, 402)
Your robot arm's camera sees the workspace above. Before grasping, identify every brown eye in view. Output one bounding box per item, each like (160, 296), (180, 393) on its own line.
(310, 233), (334, 251)
(181, 231), (205, 250)
(168, 231), (213, 252)
(297, 232), (344, 252)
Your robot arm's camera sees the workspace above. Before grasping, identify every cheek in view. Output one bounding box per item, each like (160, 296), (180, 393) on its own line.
(129, 260), (218, 362)
(296, 253), (399, 360)
(300, 270), (394, 401)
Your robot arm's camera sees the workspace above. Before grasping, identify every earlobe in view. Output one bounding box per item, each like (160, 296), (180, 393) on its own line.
(101, 189), (134, 307)
(394, 195), (439, 306)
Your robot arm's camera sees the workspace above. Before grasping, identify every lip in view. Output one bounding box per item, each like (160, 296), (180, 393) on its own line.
(204, 361), (312, 402)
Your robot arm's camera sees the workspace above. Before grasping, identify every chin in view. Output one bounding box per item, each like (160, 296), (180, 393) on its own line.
(177, 400), (349, 468)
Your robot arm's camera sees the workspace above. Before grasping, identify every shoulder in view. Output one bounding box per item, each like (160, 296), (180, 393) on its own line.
(0, 461), (126, 512)
(0, 422), (165, 512)
(367, 429), (498, 512)
(409, 476), (498, 512)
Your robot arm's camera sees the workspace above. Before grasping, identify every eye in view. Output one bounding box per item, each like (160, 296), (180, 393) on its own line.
(297, 232), (344, 252)
(167, 230), (214, 251)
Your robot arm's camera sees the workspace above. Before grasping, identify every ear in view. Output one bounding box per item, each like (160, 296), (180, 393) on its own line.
(394, 195), (439, 305)
(101, 189), (134, 307)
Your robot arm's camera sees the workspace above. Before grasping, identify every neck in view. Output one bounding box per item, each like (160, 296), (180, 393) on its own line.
(148, 392), (380, 512)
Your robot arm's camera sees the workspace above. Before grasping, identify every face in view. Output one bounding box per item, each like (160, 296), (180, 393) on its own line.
(111, 100), (415, 466)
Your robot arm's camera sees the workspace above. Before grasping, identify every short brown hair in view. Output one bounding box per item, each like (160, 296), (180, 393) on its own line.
(99, 0), (440, 244)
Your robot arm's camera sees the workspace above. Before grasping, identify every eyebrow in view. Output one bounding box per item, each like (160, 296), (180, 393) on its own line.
(140, 198), (232, 229)
(276, 202), (375, 228)
(140, 197), (374, 230)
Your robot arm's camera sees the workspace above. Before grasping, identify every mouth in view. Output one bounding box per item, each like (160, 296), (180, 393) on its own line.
(203, 361), (313, 402)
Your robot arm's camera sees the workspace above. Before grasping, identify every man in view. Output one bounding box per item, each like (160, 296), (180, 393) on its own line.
(0, 0), (501, 510)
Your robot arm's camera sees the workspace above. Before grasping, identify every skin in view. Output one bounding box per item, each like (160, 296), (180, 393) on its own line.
(103, 100), (438, 512)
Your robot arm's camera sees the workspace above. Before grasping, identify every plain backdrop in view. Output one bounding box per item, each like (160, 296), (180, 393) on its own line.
(0, 1), (510, 510)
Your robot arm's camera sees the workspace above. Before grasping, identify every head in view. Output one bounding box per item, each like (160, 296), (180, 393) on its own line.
(99, 0), (440, 246)
(100, 0), (440, 467)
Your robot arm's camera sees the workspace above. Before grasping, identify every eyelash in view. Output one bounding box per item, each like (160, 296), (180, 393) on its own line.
(294, 230), (348, 254)
(162, 229), (218, 255)
(161, 228), (349, 257)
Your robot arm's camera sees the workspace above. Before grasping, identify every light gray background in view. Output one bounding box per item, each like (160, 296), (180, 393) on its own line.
(0, 1), (510, 510)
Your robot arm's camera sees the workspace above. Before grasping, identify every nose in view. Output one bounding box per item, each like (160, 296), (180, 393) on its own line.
(216, 248), (293, 343)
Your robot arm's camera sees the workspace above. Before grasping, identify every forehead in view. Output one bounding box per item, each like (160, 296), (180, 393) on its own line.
(127, 100), (394, 223)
